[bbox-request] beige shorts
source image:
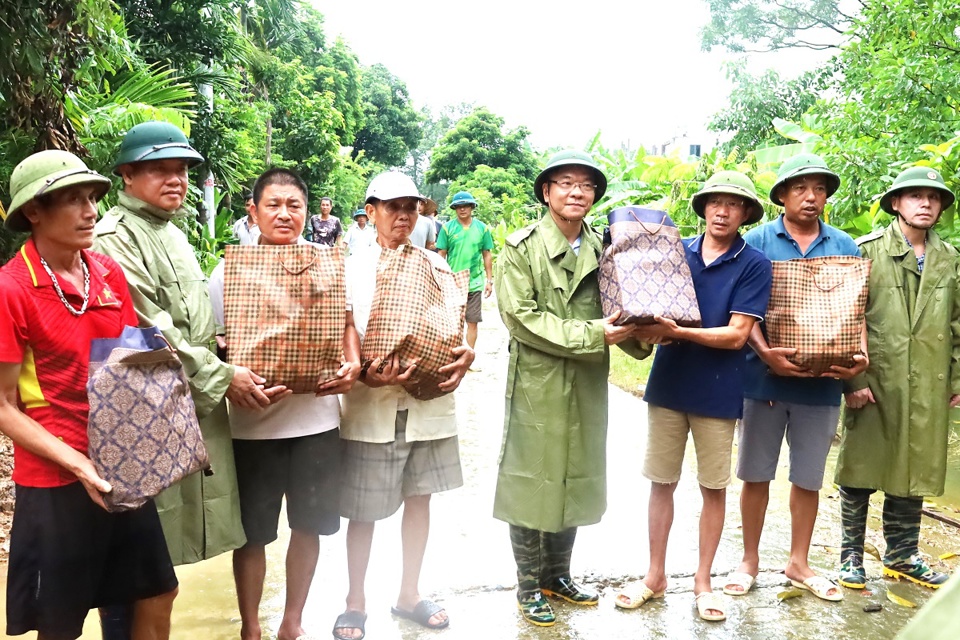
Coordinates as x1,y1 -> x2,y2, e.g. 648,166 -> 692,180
642,405 -> 736,489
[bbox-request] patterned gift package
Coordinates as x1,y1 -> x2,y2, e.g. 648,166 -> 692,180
224,244 -> 345,393
87,326 -> 209,512
767,256 -> 871,375
599,206 -> 701,327
362,244 -> 469,400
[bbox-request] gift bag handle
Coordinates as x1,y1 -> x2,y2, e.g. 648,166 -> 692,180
629,211 -> 668,234
276,247 -> 317,275
805,264 -> 846,292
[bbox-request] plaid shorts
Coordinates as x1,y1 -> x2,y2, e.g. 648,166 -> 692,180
340,411 -> 463,522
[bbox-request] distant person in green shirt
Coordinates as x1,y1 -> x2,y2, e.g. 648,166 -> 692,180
437,191 -> 494,350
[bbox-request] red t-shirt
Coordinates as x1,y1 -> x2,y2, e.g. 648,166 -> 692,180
0,239 -> 137,487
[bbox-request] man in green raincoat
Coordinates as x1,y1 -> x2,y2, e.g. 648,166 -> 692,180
494,150 -> 651,626
95,121 -> 287,566
835,166 -> 960,590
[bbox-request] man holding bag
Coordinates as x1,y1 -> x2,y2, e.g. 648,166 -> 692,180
724,154 -> 866,602
618,171 -> 772,621
494,150 -> 649,627
333,171 -> 474,640
0,150 -> 177,639
834,167 -> 960,590
208,168 -> 360,640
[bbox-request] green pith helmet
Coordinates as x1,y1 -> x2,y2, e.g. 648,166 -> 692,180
449,191 -> 478,208
4,150 -> 112,232
691,170 -> 764,225
112,120 -> 204,175
769,153 -> 840,206
879,166 -> 956,214
534,149 -> 607,205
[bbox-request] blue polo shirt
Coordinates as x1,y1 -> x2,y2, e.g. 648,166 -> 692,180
643,234 -> 772,419
742,215 -> 861,406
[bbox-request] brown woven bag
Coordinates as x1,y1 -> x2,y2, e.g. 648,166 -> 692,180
766,256 -> 871,375
362,244 -> 469,400
223,244 -> 345,393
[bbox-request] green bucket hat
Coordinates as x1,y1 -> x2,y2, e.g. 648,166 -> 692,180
534,150 -> 607,205
113,120 -> 204,175
5,150 -> 111,232
449,191 -> 477,208
769,153 -> 840,206
691,170 -> 765,225
879,166 -> 956,214
352,208 -> 367,219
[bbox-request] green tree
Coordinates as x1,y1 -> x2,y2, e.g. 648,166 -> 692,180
426,107 -> 539,185
408,102 -> 475,190
700,0 -> 853,53
709,61 -> 826,152
352,64 -> 422,167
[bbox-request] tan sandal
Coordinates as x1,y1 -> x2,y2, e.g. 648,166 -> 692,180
614,583 -> 665,610
695,591 -> 727,621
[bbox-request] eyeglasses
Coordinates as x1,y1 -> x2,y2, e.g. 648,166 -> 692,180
382,200 -> 420,214
549,180 -> 597,194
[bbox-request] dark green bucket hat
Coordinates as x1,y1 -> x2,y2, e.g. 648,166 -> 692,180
769,153 -> 840,206
879,166 -> 956,214
534,150 -> 607,205
113,121 -> 204,175
691,170 -> 765,225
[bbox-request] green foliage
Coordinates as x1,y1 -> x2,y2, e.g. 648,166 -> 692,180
408,102 -> 475,189
700,0 -> 851,53
353,64 -> 423,167
709,61 -> 827,152
426,107 -> 539,185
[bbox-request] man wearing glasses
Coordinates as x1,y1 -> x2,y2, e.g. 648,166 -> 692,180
493,150 -> 649,626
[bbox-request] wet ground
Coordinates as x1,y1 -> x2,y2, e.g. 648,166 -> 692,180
2,295 -> 958,639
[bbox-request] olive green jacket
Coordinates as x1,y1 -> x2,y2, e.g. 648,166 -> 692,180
835,222 -> 960,497
95,192 -> 245,564
493,213 -> 651,532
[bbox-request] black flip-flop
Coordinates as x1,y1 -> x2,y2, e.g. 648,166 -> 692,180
332,610 -> 367,640
390,599 -> 450,629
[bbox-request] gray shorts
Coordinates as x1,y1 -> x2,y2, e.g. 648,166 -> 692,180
340,411 -> 463,522
465,290 -> 482,324
736,399 -> 840,491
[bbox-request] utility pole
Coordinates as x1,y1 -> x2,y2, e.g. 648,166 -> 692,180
200,79 -> 215,238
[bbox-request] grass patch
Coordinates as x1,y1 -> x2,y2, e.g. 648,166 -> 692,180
609,346 -> 655,396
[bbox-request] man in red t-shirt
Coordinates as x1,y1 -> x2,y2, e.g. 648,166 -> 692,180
0,150 -> 178,639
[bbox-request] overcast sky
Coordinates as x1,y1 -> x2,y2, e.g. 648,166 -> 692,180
313,0 -> 831,152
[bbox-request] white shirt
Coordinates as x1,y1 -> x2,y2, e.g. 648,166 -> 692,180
232,217 -> 260,246
409,214 -> 437,249
344,222 -> 376,255
340,243 -> 457,443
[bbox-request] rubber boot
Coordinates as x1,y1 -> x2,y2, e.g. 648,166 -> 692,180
539,527 -> 598,605
99,604 -> 133,640
838,486 -> 871,588
881,494 -> 948,588
509,525 -> 554,626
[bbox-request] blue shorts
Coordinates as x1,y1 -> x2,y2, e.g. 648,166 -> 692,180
735,399 -> 840,491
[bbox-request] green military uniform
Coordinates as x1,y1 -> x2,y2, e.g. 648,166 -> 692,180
95,191 -> 245,565
836,223 -> 960,497
494,213 -> 650,531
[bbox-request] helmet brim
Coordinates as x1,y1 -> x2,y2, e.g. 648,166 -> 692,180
769,167 -> 840,206
5,171 -> 111,233
534,163 -> 608,205
112,145 -> 205,175
879,180 -> 956,214
691,185 -> 765,225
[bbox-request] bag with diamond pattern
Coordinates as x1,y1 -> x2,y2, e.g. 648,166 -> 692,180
86,325 -> 209,512
598,206 -> 701,327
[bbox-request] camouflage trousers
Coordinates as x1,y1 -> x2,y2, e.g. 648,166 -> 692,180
839,486 -> 923,566
508,525 -> 578,596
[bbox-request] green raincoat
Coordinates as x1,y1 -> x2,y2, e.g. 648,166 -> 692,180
835,223 -> 960,497
493,214 -> 650,532
95,192 -> 245,564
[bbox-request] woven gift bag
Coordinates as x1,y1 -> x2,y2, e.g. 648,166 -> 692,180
223,244 -> 345,393
766,256 -> 871,375
362,244 -> 469,400
599,206 -> 701,326
87,326 -> 209,512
